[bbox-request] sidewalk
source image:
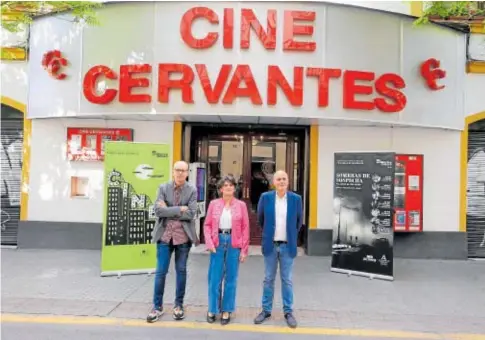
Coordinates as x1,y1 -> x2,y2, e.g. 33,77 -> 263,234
1,249 -> 485,334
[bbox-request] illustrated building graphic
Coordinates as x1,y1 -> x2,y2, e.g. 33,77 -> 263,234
105,170 -> 156,246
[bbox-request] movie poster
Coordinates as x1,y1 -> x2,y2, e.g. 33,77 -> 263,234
331,152 -> 395,280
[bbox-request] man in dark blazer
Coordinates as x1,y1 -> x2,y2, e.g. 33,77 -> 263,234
254,170 -> 302,329
147,161 -> 198,323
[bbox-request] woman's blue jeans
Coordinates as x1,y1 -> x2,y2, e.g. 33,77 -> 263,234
208,233 -> 241,314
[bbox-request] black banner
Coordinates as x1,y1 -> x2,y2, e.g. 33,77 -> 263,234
331,152 -> 395,280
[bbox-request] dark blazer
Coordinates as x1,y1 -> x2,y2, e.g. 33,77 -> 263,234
257,191 -> 303,258
151,181 -> 199,245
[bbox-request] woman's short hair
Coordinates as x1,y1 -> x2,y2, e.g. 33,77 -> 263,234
217,175 -> 237,190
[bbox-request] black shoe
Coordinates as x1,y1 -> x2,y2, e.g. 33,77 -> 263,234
146,307 -> 164,323
285,313 -> 297,329
173,306 -> 185,320
254,311 -> 271,324
221,312 -> 231,325
207,312 -> 216,324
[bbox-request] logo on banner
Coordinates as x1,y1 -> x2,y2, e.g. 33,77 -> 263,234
379,255 -> 390,267
152,150 -> 168,158
134,164 -> 154,180
363,255 -> 377,263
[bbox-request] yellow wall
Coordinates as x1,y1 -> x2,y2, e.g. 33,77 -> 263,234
172,121 -> 182,166
410,1 -> 423,17
309,125 -> 319,229
468,24 -> 485,74
1,96 -> 31,221
1,13 -> 28,61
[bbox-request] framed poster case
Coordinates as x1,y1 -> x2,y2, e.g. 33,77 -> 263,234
393,154 -> 424,232
67,127 -> 134,161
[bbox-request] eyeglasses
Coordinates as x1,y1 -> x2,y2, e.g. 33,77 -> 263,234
173,169 -> 188,173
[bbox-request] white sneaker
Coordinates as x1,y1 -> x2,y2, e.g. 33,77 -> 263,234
146,307 -> 164,323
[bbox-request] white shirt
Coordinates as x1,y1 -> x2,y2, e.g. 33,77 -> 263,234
219,208 -> 232,230
274,193 -> 288,241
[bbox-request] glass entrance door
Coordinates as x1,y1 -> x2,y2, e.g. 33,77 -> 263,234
192,129 -> 301,245
206,134 -> 245,202
244,134 -> 299,244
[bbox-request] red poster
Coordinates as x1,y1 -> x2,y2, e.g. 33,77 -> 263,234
393,154 -> 424,232
67,127 -> 134,161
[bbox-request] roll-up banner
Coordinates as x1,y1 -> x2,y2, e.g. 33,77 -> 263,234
331,152 -> 395,281
101,141 -> 171,276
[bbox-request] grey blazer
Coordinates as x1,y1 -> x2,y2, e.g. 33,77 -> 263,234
151,181 -> 199,245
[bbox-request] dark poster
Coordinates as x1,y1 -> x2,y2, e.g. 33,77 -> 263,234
331,152 -> 395,280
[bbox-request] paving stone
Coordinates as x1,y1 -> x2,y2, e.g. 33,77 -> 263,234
2,249 -> 485,334
1,297 -> 118,317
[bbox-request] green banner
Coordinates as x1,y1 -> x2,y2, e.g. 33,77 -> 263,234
101,142 -> 171,275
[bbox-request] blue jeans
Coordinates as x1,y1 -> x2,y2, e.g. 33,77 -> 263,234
152,240 -> 191,309
208,234 -> 241,314
262,243 -> 294,314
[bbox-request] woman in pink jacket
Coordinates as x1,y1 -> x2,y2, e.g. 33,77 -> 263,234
204,175 -> 250,325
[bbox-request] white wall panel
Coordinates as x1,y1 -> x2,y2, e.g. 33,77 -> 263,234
465,73 -> 485,117
80,3 -> 156,115
401,21 -> 465,128
317,125 -> 460,232
28,119 -> 173,223
1,62 -> 28,105
28,15 -> 83,117
326,1 -> 411,15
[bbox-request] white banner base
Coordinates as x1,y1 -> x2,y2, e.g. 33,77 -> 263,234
101,268 -> 155,278
330,267 -> 394,282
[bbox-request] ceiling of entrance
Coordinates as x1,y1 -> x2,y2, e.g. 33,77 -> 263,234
58,113 -> 436,129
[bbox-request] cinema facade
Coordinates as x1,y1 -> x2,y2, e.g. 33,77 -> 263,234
14,1 -> 481,259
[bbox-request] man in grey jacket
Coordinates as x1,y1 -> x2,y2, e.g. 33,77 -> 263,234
147,161 -> 198,323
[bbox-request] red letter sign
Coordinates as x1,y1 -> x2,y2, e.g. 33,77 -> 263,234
42,50 -> 68,80
119,64 -> 152,103
343,70 -> 375,110
83,65 -> 118,104
283,11 -> 316,52
195,64 -> 232,104
223,8 -> 234,49
158,64 -> 195,103
180,7 -> 219,49
420,58 -> 446,90
223,65 -> 262,105
375,73 -> 407,113
240,9 -> 277,50
267,66 -> 303,106
306,68 -> 342,107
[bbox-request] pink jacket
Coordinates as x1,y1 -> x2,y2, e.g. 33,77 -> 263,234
203,198 -> 250,256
